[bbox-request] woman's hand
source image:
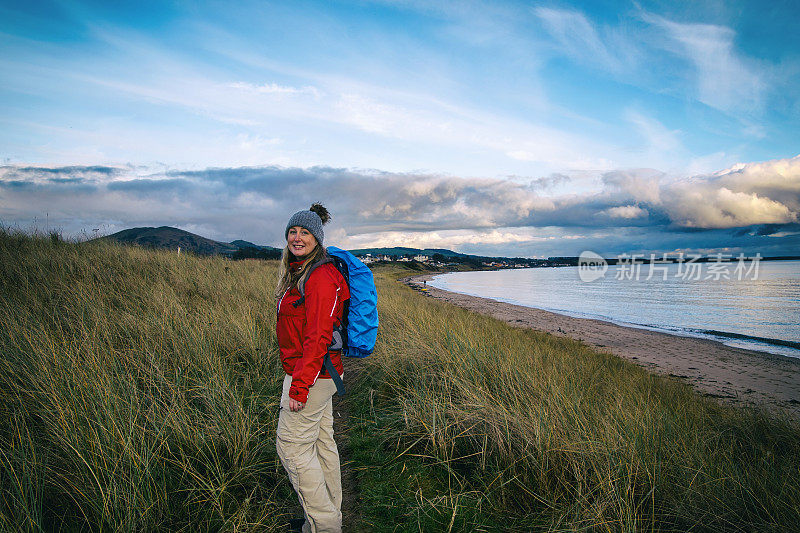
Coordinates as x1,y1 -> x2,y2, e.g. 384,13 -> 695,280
289,398 -> 305,412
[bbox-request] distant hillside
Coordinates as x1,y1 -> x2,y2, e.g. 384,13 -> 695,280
350,246 -> 467,258
105,228 -> 532,263
230,239 -> 266,249
105,226 -> 279,256
105,226 -> 236,255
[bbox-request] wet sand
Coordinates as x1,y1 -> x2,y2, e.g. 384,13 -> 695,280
404,273 -> 800,418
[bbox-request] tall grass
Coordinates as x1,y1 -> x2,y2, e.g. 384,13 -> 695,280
357,266 -> 800,531
3,232 -> 799,531
0,230 -> 289,530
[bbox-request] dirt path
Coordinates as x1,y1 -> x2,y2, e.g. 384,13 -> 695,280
332,357 -> 363,532
403,274 -> 800,418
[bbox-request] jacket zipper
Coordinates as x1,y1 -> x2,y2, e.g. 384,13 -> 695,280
277,288 -> 290,317
330,287 -> 341,317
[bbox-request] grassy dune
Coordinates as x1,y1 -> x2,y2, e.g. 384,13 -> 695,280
1,232 -> 799,531
354,268 -> 800,531
0,231 -> 289,530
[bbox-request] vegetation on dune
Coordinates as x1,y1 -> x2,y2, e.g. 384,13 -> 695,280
1,231 -> 799,531
352,266 -> 800,532
0,230 -> 290,530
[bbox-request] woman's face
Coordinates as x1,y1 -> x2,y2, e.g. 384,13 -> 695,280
287,226 -> 318,259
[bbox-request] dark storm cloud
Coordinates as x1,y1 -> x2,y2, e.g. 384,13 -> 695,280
756,223 -> 800,236
47,177 -> 86,184
107,178 -> 196,197
0,180 -> 35,190
72,166 -> 628,233
1,165 -> 120,179
531,173 -> 571,190
0,165 -> 121,195
2,157 -> 798,255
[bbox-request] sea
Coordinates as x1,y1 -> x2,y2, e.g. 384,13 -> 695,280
429,259 -> 800,359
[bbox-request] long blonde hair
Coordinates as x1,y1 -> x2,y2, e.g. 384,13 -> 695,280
275,244 -> 326,298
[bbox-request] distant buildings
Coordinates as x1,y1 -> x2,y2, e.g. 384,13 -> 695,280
353,252 -> 543,270
358,253 -> 394,264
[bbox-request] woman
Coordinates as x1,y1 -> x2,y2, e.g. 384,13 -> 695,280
275,203 -> 349,533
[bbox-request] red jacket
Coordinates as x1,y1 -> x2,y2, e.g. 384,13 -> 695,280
277,260 -> 349,403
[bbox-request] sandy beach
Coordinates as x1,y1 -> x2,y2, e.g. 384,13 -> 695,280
404,273 -> 800,418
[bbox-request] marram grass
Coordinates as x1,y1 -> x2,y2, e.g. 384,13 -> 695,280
352,265 -> 800,532
0,230 -> 290,530
1,231 -> 799,532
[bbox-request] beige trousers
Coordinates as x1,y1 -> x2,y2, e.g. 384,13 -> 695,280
277,374 -> 342,533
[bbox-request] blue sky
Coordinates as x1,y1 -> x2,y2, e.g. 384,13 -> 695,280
1,0 -> 799,257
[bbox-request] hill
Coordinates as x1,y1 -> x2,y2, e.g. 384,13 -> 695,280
105,227 -> 280,256
104,228 -> 531,263
106,226 -> 237,255
104,229 -> 470,261
350,246 -> 467,258
230,239 -> 270,250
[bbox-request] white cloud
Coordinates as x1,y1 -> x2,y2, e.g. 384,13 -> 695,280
533,7 -> 630,74
603,205 -> 648,219
625,109 -> 682,154
654,156 -> 800,228
685,151 -> 732,177
235,133 -> 283,151
602,168 -> 663,204
344,228 -> 538,250
228,82 -> 321,97
714,155 -> 800,192
767,231 -> 800,238
67,58 -> 619,174
2,157 -> 799,250
665,186 -> 795,228
644,14 -> 767,113
335,93 -> 409,135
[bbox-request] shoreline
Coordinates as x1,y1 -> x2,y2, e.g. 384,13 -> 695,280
404,273 -> 800,417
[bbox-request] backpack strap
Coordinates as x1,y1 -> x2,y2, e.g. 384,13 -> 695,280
293,256 -> 333,308
323,353 -> 346,396
295,253 -> 347,396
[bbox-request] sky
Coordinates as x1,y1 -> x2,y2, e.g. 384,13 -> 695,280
1,0 -> 799,257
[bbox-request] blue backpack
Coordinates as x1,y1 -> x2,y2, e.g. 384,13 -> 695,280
299,246 -> 378,395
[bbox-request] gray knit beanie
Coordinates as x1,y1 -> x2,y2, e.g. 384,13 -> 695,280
284,203 -> 330,245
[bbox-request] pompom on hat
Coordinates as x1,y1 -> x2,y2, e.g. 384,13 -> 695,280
285,203 -> 330,245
